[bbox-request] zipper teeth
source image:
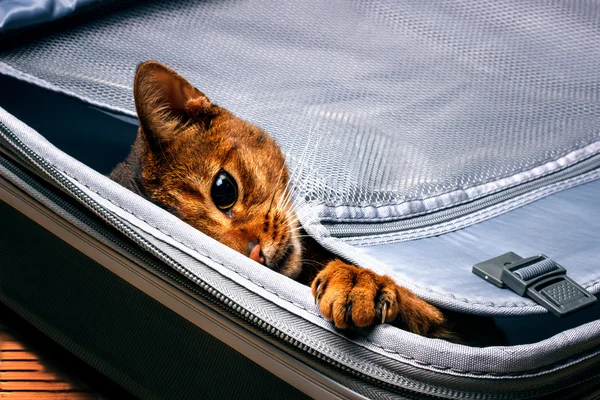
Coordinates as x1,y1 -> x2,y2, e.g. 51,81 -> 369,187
327,154 -> 600,238
0,122 -> 434,398
2,121 -> 597,399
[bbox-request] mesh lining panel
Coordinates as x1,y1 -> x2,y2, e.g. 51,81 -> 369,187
1,0 -> 599,223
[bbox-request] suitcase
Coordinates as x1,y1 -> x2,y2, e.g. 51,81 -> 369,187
1,1 -> 599,398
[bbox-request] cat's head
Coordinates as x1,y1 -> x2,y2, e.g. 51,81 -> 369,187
133,61 -> 302,278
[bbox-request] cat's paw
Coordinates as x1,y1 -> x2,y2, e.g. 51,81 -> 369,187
311,260 -> 446,335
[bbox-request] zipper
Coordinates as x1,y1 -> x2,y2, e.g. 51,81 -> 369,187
1,120 -> 599,399
0,122 -> 437,398
326,153 -> 600,238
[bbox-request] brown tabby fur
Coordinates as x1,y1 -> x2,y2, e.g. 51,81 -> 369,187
111,62 -> 504,344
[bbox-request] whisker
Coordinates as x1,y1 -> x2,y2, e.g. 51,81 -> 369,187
292,235 -> 317,240
276,129 -> 322,212
299,259 -> 326,271
284,223 -> 303,234
267,111 -> 311,214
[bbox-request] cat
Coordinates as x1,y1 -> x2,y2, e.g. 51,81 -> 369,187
111,61 -> 502,343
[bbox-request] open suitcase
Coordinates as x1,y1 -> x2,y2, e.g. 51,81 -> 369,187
1,1 -> 599,398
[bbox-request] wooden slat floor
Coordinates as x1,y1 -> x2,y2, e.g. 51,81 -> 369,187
0,304 -> 132,399
0,329 -> 99,399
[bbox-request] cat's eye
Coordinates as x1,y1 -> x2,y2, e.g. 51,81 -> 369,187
211,170 -> 238,211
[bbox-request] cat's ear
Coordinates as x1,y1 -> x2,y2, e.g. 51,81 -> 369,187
133,61 -> 216,150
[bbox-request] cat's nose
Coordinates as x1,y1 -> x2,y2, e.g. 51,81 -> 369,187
248,240 -> 265,265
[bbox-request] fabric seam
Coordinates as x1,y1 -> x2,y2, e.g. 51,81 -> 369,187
344,169 -> 600,249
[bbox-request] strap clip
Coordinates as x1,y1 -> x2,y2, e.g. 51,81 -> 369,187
473,252 -> 597,316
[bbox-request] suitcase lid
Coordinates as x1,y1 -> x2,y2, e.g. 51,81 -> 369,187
1,0 -> 600,234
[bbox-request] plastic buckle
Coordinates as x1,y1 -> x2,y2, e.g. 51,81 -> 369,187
473,253 -> 597,317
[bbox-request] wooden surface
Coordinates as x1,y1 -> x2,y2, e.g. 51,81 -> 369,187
0,328 -> 100,399
0,304 -> 132,399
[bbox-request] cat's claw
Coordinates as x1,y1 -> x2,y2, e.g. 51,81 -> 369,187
311,260 -> 446,335
381,302 -> 388,324
345,303 -> 353,326
314,281 -> 324,306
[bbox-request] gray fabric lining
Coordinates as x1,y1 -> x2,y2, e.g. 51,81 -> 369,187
1,0 -> 599,229
337,167 -> 600,245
